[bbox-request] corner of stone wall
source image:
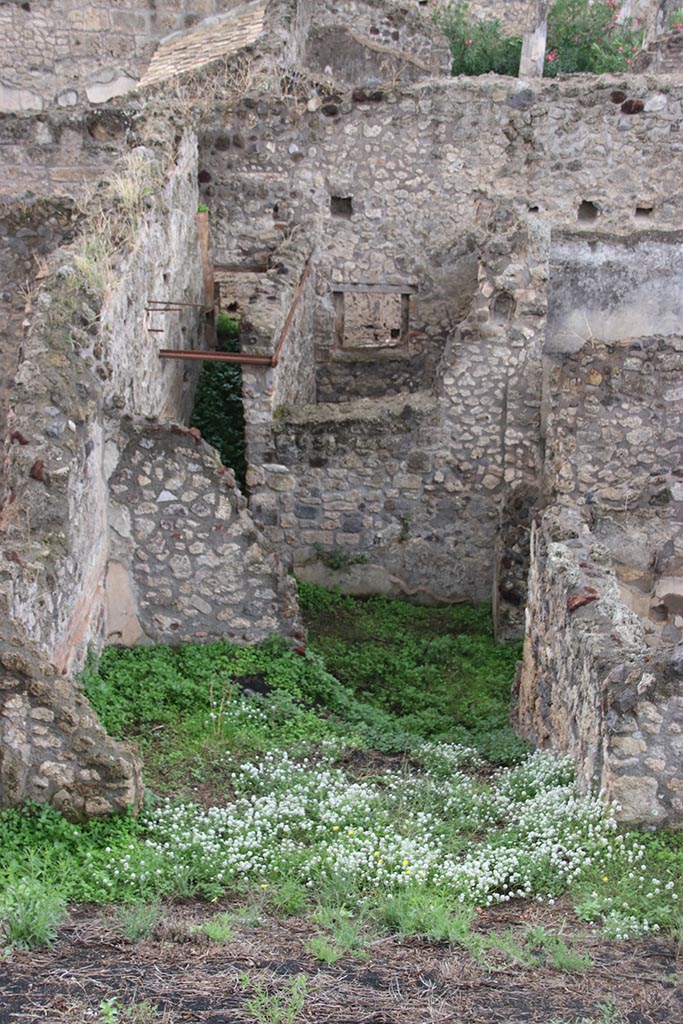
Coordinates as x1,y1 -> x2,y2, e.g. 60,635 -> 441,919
517,505 -> 683,827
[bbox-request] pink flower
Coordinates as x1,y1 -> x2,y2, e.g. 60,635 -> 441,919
465,38 -> 472,45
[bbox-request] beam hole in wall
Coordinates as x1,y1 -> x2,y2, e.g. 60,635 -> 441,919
577,200 -> 599,223
635,205 -> 654,220
331,196 -> 353,219
493,291 -> 515,322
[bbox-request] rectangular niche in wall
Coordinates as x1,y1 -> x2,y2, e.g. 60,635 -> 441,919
215,260 -> 270,316
333,282 -> 416,349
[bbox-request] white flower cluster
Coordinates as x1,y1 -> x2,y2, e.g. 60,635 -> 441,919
93,746 -> 678,932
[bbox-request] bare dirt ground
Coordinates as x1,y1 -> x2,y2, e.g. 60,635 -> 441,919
1,899 -> 680,1024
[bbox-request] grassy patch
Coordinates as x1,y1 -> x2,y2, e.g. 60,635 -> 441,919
0,585 -> 680,952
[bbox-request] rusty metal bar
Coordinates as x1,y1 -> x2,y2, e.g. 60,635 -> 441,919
147,300 -> 208,309
159,255 -> 313,370
159,349 -> 273,365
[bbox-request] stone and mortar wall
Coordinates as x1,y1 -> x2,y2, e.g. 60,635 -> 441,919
1,117 -> 305,817
0,646 -> 142,821
0,131 -> 204,816
95,134 -> 205,423
202,73 -> 683,612
544,334 -> 683,519
300,0 -> 451,84
542,330 -> 683,647
0,109 -> 137,199
1,131 -> 203,671
106,421 -> 299,646
0,197 -> 80,454
0,265 -> 144,817
0,0 -> 245,111
516,509 -> 683,827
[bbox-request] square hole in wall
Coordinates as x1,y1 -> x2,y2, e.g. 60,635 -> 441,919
331,196 -> 353,218
333,284 -> 415,349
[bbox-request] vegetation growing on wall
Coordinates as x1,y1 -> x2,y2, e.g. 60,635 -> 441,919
434,0 -> 643,76
190,312 -> 247,488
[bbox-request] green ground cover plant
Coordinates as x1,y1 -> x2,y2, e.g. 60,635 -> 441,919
0,584 -> 681,953
434,0 -> 643,77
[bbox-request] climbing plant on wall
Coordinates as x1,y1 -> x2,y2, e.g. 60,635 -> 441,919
190,313 -> 247,489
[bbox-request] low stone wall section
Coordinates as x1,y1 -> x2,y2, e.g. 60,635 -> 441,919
106,420 -> 299,645
248,393 -> 500,603
0,644 -> 142,821
0,109 -> 134,199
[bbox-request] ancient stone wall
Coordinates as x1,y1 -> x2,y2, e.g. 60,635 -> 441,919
0,197 -> 80,457
201,73 -> 682,610
0,114 -> 302,816
0,108 -> 135,199
301,0 -> 451,84
0,0 -> 245,111
0,131 -> 205,674
544,333 -> 683,519
516,508 -> 683,827
106,421 -> 299,646
0,646 -> 142,821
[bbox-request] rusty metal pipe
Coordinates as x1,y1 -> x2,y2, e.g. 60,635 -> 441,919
159,349 -> 273,365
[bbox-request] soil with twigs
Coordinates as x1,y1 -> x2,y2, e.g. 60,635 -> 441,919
1,898 -> 680,1024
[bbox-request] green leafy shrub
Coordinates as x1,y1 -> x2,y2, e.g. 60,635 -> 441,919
434,0 -> 642,77
190,313 -> 247,488
0,867 -> 67,949
434,1 -> 522,75
545,0 -> 642,76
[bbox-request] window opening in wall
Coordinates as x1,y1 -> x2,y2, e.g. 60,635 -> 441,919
190,313 -> 247,489
577,200 -> 599,223
330,196 -> 353,219
333,282 -> 415,349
